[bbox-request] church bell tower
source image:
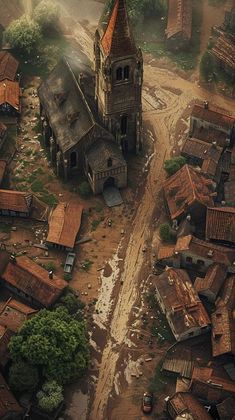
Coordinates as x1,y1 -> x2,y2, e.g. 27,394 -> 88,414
94,0 -> 143,154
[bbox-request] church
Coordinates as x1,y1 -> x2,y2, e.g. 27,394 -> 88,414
38,0 -> 143,194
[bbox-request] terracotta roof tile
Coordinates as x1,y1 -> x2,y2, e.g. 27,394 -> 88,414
168,392 -> 212,419
0,298 -> 37,332
211,306 -> 235,356
0,51 -> 19,82
166,0 -> 192,40
0,79 -> 21,111
191,104 -> 235,131
206,206 -> 235,244
0,189 -> 32,213
211,35 -> 235,72
194,263 -> 227,296
2,256 -> 68,307
47,201 -> 83,249
101,0 -> 137,57
163,164 -> 214,220
191,367 -> 235,402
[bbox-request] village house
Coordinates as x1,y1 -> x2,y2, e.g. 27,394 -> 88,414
211,276 -> 235,357
194,263 -> 227,303
0,253 -> 68,308
0,79 -> 21,122
0,372 -> 23,419
206,206 -> 235,245
165,0 -> 192,51
211,35 -> 235,80
0,298 -> 37,368
38,0 -> 143,195
0,51 -> 19,82
0,189 -> 33,217
163,164 -> 216,222
166,392 -> 212,420
189,103 -> 235,148
190,366 -> 235,403
47,201 -> 83,250
154,267 -> 211,342
181,137 -> 223,182
223,0 -> 235,31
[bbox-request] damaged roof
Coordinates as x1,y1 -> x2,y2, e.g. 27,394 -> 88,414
47,201 -> 83,249
0,80 -> 21,111
194,263 -> 227,297
190,367 -> 235,402
211,305 -> 235,357
167,392 -> 212,420
206,206 -> 235,244
1,256 -> 68,307
0,298 -> 37,333
155,268 -> 210,337
163,164 -> 215,220
166,0 -> 192,40
0,51 -> 19,82
38,58 -> 95,153
176,235 -> 235,266
0,189 -> 32,213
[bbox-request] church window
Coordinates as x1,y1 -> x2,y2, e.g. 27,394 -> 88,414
107,158 -> 113,168
124,65 -> 130,80
70,152 -> 77,168
121,115 -> 128,135
116,67 -> 123,81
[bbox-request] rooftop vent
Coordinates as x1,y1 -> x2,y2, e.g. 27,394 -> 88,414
207,250 -> 214,258
49,271 -> 53,280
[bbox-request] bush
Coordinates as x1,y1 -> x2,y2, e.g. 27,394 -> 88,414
5,16 -> 41,55
164,156 -> 186,176
159,223 -> 172,242
33,1 -> 59,31
37,381 -> 63,413
9,361 -> 39,392
78,181 -> 92,199
200,51 -> 214,81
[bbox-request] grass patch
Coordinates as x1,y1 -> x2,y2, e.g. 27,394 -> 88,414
44,261 -> 56,272
81,260 -> 93,272
91,219 -> 101,231
39,192 -> 58,206
31,179 -> 45,193
63,273 -> 72,281
0,223 -> 11,233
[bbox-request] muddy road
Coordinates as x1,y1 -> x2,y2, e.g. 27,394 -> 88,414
56,2 -> 235,419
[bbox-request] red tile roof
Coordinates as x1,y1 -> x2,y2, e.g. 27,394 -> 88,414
0,189 -> 32,213
194,263 -> 227,297
0,80 -> 21,111
191,104 -> 235,131
166,0 -> 192,40
167,392 -> 212,419
47,201 -> 83,249
0,51 -> 19,82
206,207 -> 235,244
101,0 -> 137,57
0,298 -> 37,332
2,256 -> 68,307
176,235 -> 235,266
211,35 -> 235,72
211,306 -> 235,357
0,372 -> 22,418
191,367 -> 235,402
163,164 -> 215,220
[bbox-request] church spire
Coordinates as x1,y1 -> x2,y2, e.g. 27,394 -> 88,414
101,0 -> 137,57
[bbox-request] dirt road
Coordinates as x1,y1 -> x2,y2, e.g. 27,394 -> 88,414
56,2 -> 235,419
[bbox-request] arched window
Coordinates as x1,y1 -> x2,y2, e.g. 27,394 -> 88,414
124,65 -> 130,80
70,151 -> 77,168
116,67 -> 123,81
107,158 -> 113,168
121,115 -> 128,135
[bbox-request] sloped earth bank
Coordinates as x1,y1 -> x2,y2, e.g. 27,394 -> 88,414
56,1 -> 235,419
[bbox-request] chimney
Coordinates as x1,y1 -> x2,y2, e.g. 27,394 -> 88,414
204,101 -> 209,110
49,271 -> 53,280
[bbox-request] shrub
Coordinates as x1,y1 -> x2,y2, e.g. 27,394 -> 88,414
159,223 -> 172,242
37,381 -> 63,412
5,16 -> 41,55
33,1 -> 59,31
164,156 -> 186,176
9,361 -> 39,392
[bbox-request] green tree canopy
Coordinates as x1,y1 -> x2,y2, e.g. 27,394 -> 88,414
5,15 -> 41,55
9,360 -> 39,392
33,0 -> 59,31
159,223 -> 172,242
164,156 -> 186,177
9,307 -> 89,385
37,381 -> 63,413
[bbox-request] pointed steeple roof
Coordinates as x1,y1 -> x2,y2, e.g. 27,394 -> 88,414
101,0 -> 137,58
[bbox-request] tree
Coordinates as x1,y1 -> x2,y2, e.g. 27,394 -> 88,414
57,290 -> 85,315
9,360 -> 39,392
37,381 -> 63,413
33,0 -> 59,31
5,16 -> 41,55
159,223 -> 172,242
200,51 -> 214,81
9,307 -> 89,384
164,156 -> 186,176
